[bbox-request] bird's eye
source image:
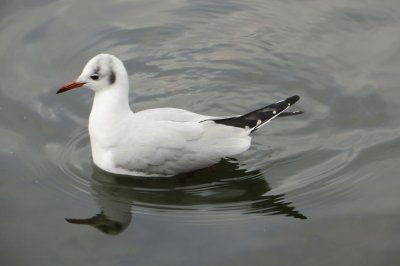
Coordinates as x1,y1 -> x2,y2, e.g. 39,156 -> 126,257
90,74 -> 99,80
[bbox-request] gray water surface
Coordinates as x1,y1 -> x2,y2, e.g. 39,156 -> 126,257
1,0 -> 400,265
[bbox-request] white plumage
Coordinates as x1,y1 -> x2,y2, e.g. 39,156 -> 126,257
58,54 -> 301,177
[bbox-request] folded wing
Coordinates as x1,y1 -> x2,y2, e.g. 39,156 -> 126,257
112,119 -> 250,176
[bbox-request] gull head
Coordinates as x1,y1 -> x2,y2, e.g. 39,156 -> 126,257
57,53 -> 128,94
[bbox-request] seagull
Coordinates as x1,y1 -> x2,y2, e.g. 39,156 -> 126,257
58,54 -> 302,177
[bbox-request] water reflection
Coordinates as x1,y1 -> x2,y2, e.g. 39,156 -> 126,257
66,159 -> 306,235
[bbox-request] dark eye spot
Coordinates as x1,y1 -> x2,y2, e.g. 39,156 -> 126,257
109,70 -> 116,85
90,74 -> 99,80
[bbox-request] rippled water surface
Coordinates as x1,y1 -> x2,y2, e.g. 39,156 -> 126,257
2,0 -> 400,265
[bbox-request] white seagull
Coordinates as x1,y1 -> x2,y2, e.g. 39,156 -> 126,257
58,54 -> 301,177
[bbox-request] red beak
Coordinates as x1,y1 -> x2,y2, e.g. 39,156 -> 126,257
57,81 -> 86,94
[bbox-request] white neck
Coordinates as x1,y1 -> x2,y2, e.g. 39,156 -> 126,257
93,86 -> 130,112
90,85 -> 131,121
88,78 -> 133,152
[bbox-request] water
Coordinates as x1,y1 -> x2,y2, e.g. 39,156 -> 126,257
1,0 -> 400,265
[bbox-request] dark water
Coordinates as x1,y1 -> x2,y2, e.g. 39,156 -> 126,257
1,0 -> 400,265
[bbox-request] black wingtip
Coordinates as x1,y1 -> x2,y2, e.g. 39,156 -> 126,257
286,95 -> 300,106
278,110 -> 304,117
207,94 -> 301,132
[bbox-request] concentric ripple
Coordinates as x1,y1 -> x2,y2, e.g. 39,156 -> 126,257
23,0 -> 397,228
57,126 -> 312,224
56,123 -> 399,227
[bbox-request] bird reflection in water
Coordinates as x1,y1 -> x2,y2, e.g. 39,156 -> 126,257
66,159 -> 306,235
